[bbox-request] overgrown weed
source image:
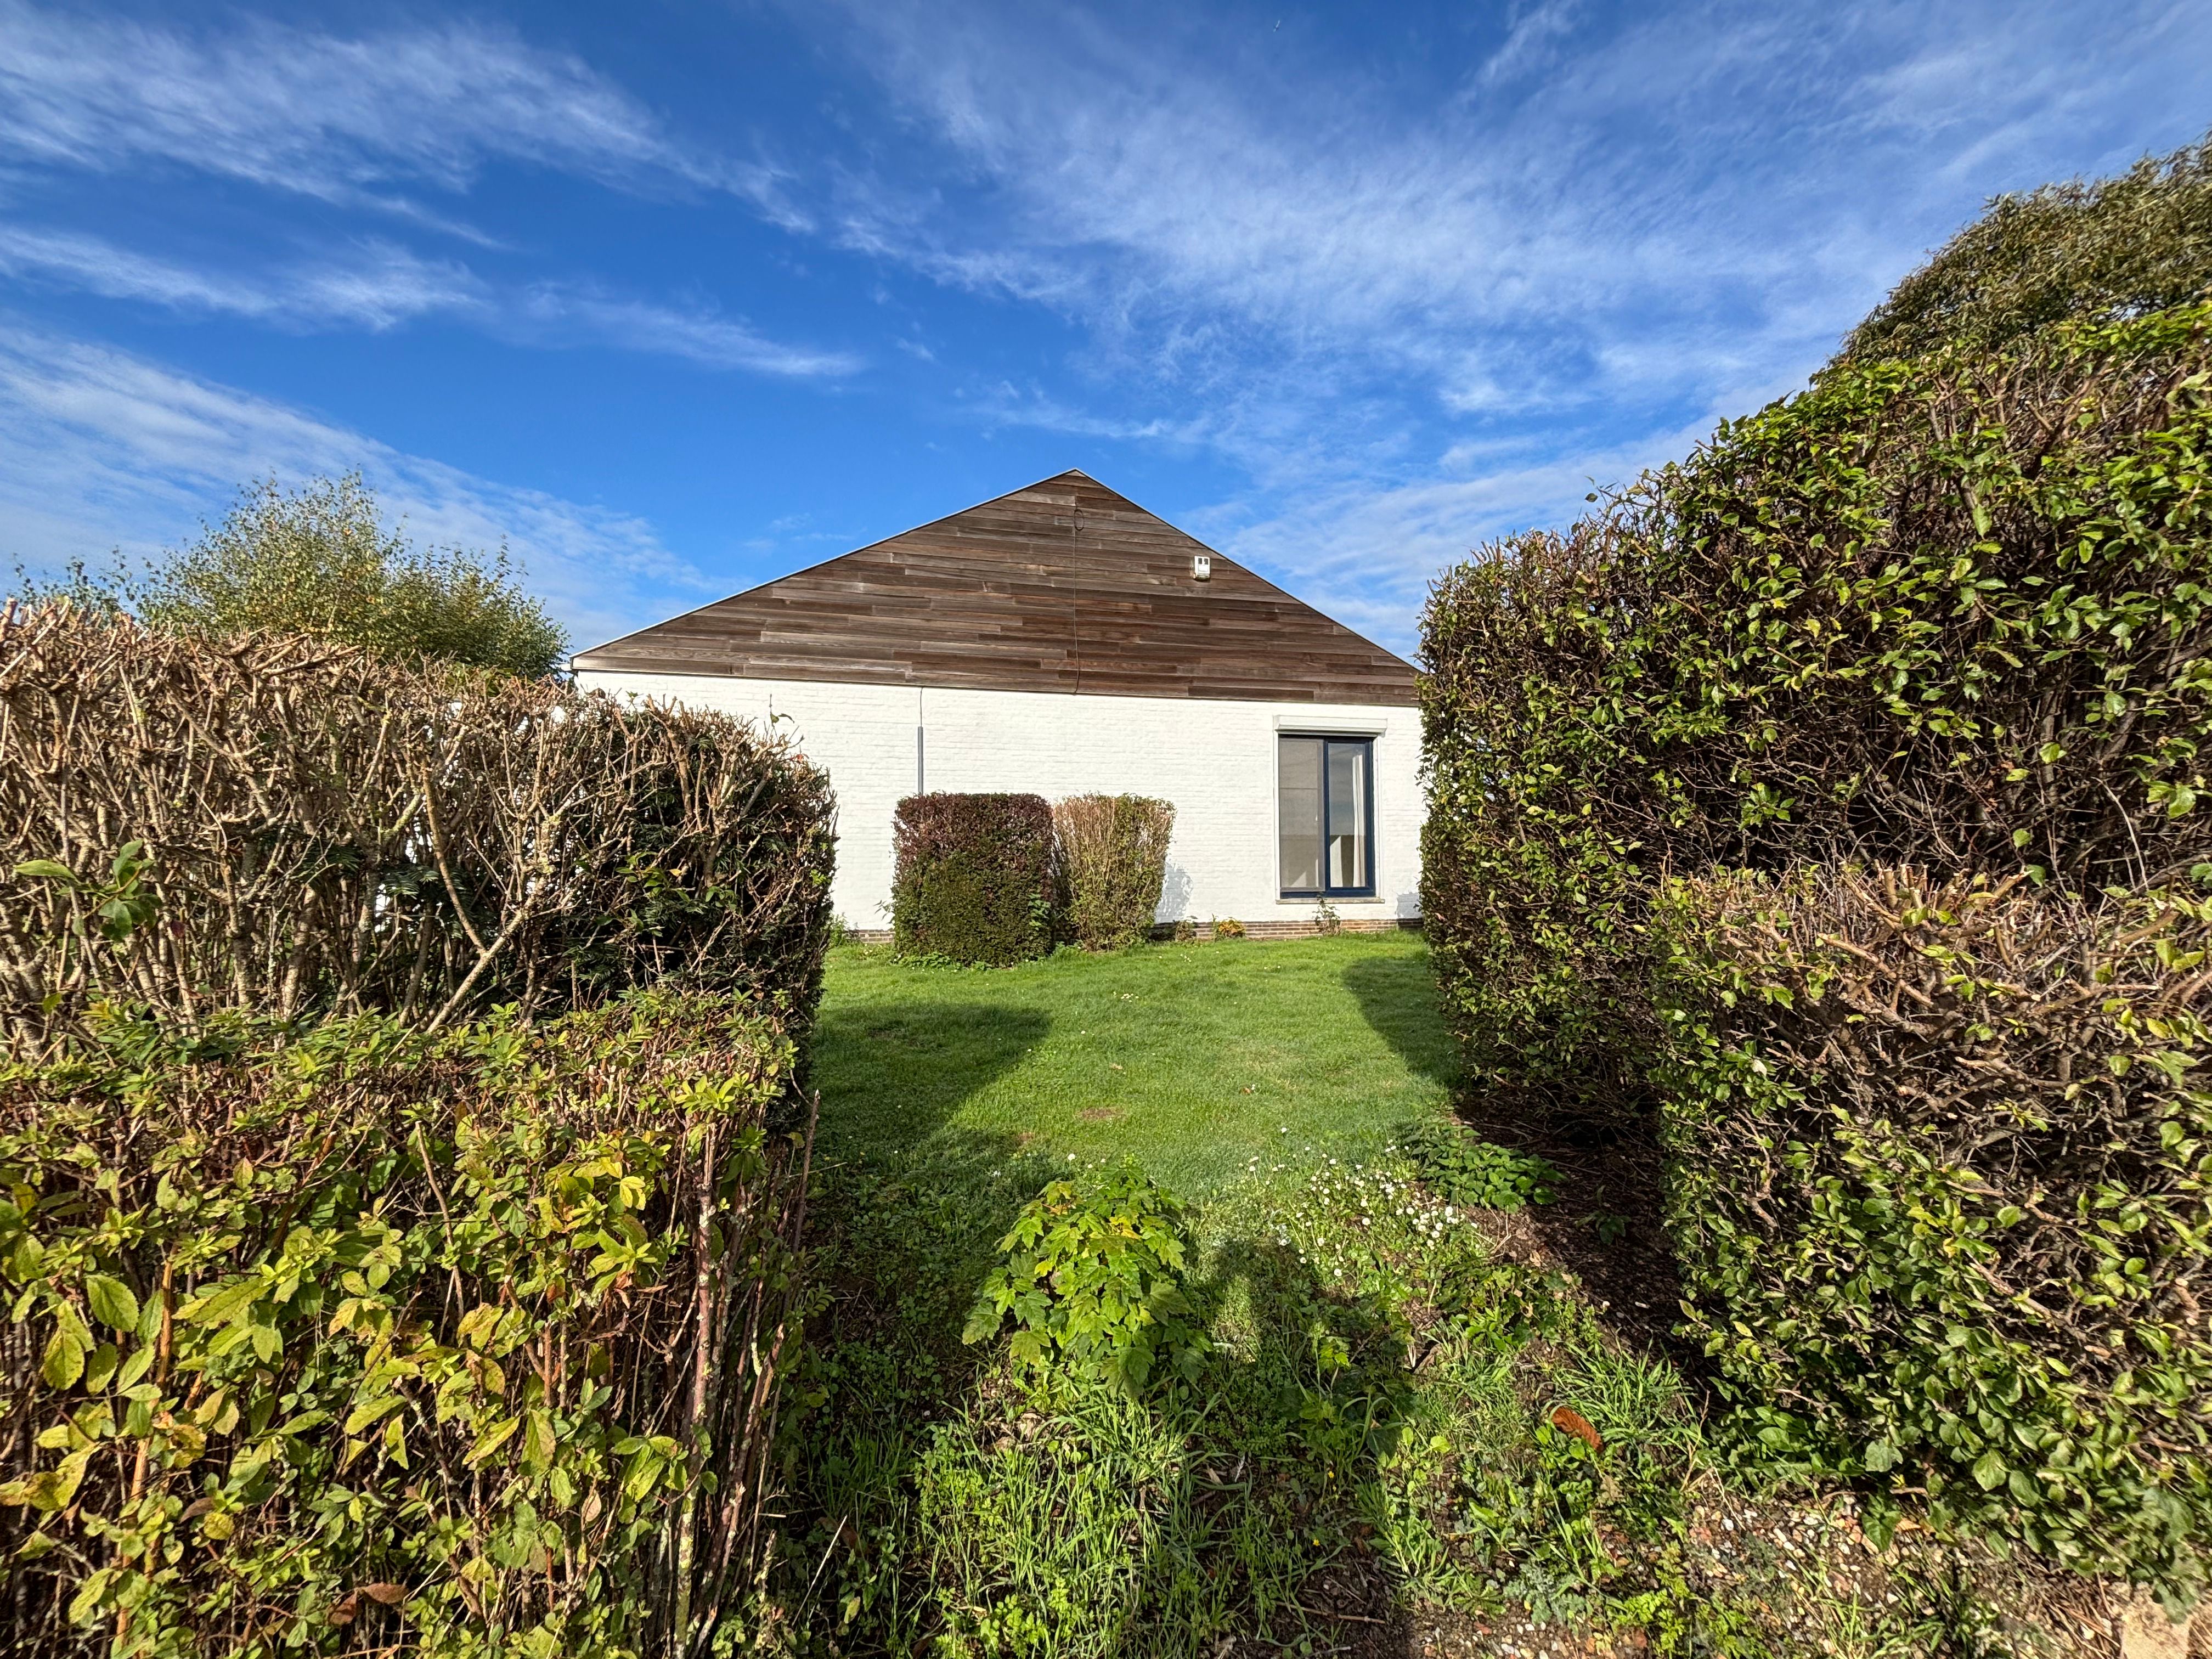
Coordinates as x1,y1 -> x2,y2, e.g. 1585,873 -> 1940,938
776,1138 -> 2108,1656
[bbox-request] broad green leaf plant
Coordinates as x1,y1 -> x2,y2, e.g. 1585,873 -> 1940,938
0,990 -> 810,1656
963,1165 -> 1208,1398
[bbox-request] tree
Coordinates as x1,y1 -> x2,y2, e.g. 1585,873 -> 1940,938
18,475 -> 567,679
1834,131 -> 2212,366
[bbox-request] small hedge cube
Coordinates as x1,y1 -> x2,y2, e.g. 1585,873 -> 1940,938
1054,793 -> 1176,951
892,792 -> 1055,966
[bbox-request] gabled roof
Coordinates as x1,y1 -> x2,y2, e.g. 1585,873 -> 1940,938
572,470 -> 1418,706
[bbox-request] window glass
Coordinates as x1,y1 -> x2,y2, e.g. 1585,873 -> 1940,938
1277,736 -> 1323,893
1328,742 -> 1368,889
1279,734 -> 1373,897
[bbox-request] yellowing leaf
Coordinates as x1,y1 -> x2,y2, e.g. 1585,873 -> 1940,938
41,1329 -> 84,1391
522,1410 -> 556,1475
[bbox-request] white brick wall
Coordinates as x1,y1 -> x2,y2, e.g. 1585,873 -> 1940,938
573,672 -> 1424,933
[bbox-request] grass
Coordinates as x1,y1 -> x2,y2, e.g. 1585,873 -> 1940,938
777,937 -> 2106,1657
812,931 -> 1457,1192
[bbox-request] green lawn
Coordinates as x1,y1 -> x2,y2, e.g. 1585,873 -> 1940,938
788,931 -> 2065,1655
812,930 -> 1459,1190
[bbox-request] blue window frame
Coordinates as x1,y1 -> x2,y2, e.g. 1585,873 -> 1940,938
1278,734 -> 1375,899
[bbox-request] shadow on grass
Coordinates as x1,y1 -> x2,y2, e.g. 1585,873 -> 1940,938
1448,1082 -> 1696,1372
811,1000 -> 1051,1158
1341,952 -> 1462,1097
860,1228 -> 1427,1655
1340,952 -> 1690,1370
1124,1235 -> 1421,1651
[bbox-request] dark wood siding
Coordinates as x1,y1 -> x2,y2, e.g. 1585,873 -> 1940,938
572,471 -> 1418,706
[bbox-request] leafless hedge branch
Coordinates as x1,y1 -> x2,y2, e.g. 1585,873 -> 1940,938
0,603 -> 837,1052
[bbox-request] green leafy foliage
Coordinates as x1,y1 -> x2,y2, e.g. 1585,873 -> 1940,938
964,1165 -> 1208,1397
1837,131 -> 2212,367
1653,867 -> 2212,1601
1396,1120 -> 1559,1209
788,1131 -> 2039,1655
1053,794 -> 1176,951
1418,165 -> 2212,1600
0,990 -> 811,1656
1423,301 -> 2212,1114
19,473 -> 568,678
891,792 -> 1057,967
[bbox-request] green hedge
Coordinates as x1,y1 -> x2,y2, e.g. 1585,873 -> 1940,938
0,991 -> 811,1656
1654,868 -> 2212,1593
1418,297 -> 2212,1594
891,793 -> 1056,966
1421,303 -> 2212,1115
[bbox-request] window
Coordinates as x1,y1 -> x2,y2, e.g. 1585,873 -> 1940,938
1277,734 -> 1374,898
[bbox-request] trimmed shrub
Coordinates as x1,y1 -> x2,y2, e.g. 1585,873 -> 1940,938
1419,279 -> 2212,1587
1654,868 -> 2212,1593
891,793 -> 1054,966
1836,132 -> 2212,368
1053,794 -> 1176,950
0,605 -> 836,1052
0,989 -> 811,1655
1422,302 -> 2212,1114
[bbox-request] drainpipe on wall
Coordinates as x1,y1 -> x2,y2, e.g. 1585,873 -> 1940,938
915,685 -> 926,795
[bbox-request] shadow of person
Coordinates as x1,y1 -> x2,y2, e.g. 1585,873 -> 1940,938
788,999 -> 1063,1638
1342,950 -> 1461,1094
1097,1233 -> 1420,1652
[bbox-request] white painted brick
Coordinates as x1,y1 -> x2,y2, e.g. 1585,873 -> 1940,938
574,672 -> 1424,934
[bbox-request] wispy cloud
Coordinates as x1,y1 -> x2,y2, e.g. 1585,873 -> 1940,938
513,288 -> 865,377
815,0 -> 2208,416
0,227 -> 484,328
1205,416 -> 1722,653
792,0 -> 2212,642
0,0 -> 797,221
0,321 -> 706,647
0,224 -> 861,376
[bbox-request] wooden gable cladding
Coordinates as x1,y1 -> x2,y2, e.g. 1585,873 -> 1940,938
572,471 -> 1419,706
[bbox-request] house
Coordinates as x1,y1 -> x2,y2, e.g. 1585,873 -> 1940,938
571,470 -> 1421,938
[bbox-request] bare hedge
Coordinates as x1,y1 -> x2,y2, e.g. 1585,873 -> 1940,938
1053,794 -> 1175,951
0,604 -> 836,1051
1655,866 -> 2212,1588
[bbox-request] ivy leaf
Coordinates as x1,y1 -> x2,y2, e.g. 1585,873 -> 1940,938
1971,1449 -> 2008,1491
1863,1440 -> 1898,1472
84,1275 -> 138,1334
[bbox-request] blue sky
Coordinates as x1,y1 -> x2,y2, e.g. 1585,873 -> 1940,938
0,1 -> 2204,657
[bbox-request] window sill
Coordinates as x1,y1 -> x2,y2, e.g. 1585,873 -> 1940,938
1275,895 -> 1385,906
